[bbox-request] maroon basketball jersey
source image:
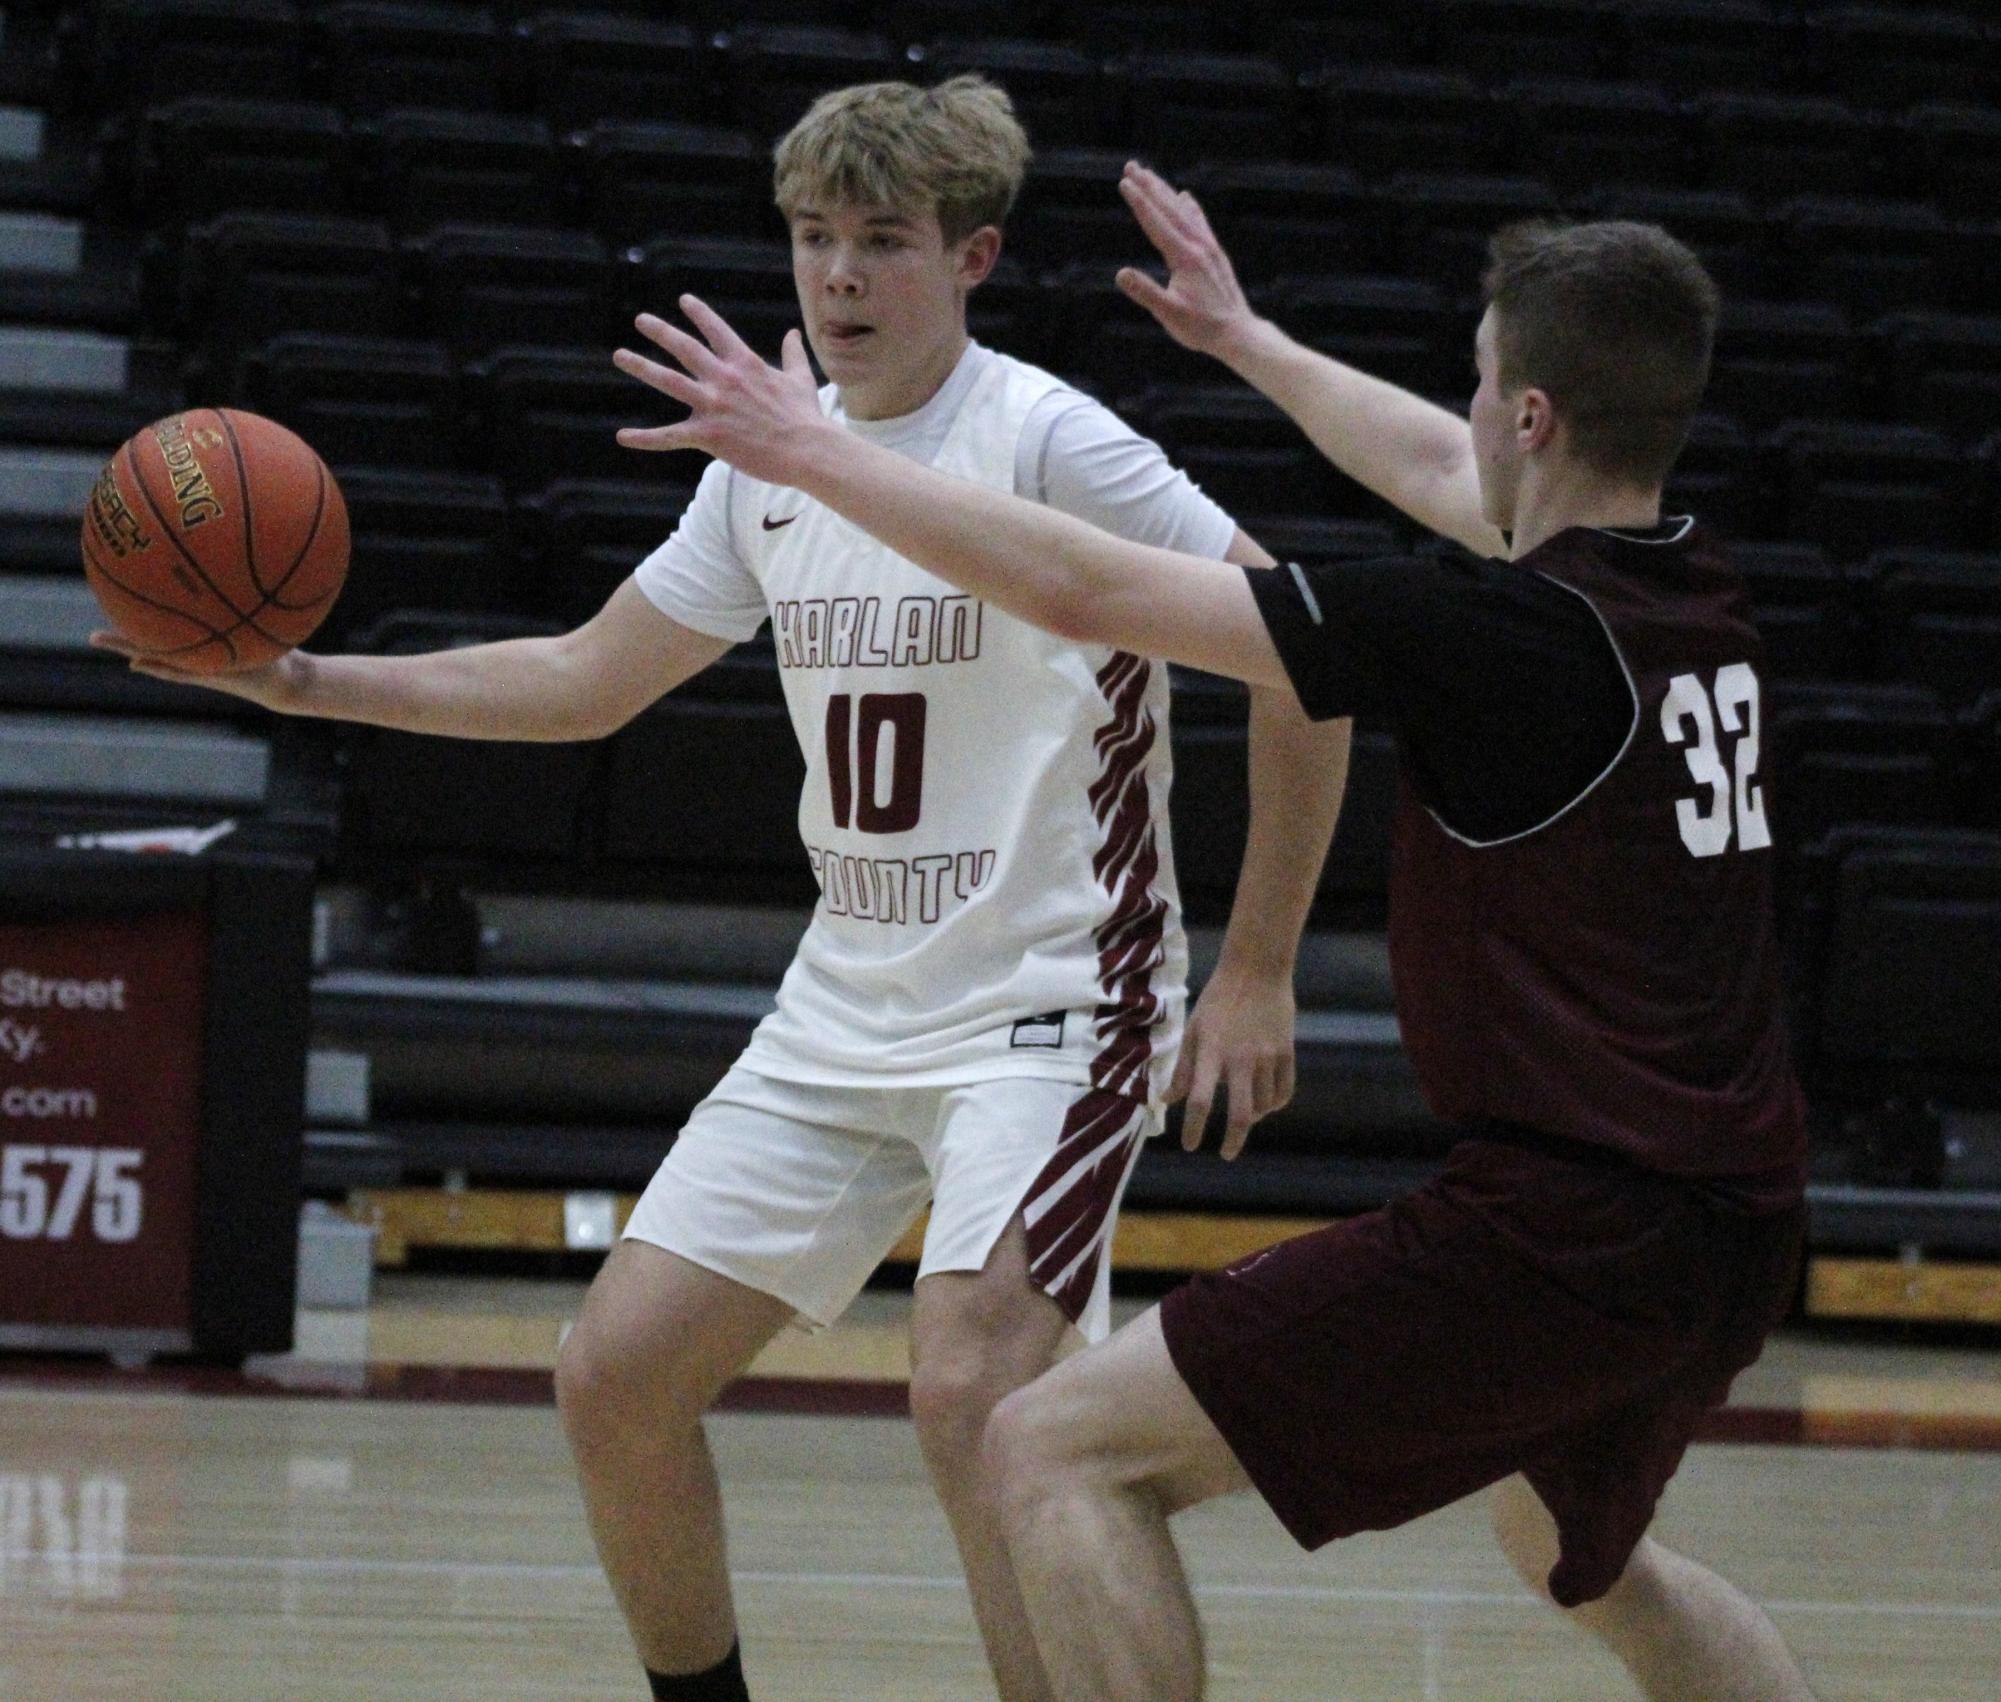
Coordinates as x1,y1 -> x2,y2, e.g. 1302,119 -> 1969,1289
1388,521 -> 1807,1204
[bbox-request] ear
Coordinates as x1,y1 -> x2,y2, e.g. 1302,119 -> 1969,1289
1517,387 -> 1559,454
957,225 -> 1002,290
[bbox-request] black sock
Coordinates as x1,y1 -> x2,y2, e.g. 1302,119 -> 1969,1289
646,1643 -> 749,1701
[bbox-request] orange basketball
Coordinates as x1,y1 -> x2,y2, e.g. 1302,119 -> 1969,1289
80,408 -> 349,675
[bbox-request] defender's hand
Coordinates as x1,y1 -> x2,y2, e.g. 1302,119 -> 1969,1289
88,630 -> 308,711
615,298 -> 833,486
1170,962 -> 1298,1160
1115,161 -> 1260,361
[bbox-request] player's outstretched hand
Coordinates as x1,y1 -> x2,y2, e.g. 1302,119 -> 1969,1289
1170,960 -> 1298,1160
615,298 -> 830,485
1115,161 -> 1258,361
87,630 -> 306,710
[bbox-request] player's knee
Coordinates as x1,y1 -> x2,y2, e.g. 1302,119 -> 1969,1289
909,1352 -> 1010,1461
554,1320 -> 703,1448
981,1380 -> 1079,1519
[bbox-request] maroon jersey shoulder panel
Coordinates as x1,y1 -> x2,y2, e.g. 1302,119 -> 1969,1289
1389,523 -> 1807,1196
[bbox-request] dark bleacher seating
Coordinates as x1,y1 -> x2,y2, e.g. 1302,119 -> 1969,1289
236,333 -> 461,472
883,1 -> 1048,46
1732,541 -> 1859,681
177,212 -> 402,362
1581,187 -> 1775,301
1772,421 -> 1972,558
1135,385 -> 1331,522
88,0 -> 306,111
1817,828 -> 2001,1089
1902,101 -> 2001,224
1070,3 -> 1213,55
1865,550 -> 2001,708
1967,692 -> 2001,831
1186,163 -> 1382,286
138,98 -> 348,225
329,467 -> 519,638
1238,516 -> 1404,565
477,345 -> 656,490
319,2 -> 508,116
638,237 -> 798,361
1801,4 -> 1994,115
1433,0 -> 1610,83
1261,6 -> 1416,75
373,110 -> 562,235
1692,92 -> 1878,202
1126,52 -> 1296,167
1007,148 -> 1144,271
1664,414 -> 1760,541
1606,0 -> 1801,98
1038,262 -> 1220,395
517,476 -> 696,627
1778,196 -> 1952,321
924,40 -> 1106,150
416,224 -> 616,355
1383,172 -> 1562,286
1707,301 -> 1858,434
1502,78 -> 1689,193
341,613 -> 600,863
521,12 -> 709,135
1767,681 -> 1958,849
1280,274 -> 1458,398
1880,312 -> 2001,444
725,26 -> 898,142
577,123 -> 771,249
1313,67 -> 1497,181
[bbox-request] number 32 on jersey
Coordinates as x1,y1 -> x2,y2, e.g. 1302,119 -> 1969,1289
1661,663 -> 1771,858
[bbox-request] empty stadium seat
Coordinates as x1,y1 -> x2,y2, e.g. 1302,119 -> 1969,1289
1967,691 -> 2001,831
1069,3 -> 1214,55
138,98 -> 348,225
1802,4 -> 1994,114
1501,77 -> 1690,192
1731,540 -> 1859,681
320,2 -> 509,115
1580,186 -> 1776,300
177,212 -> 403,359
236,333 -> 460,472
1432,0 -> 1610,82
724,26 -> 898,142
1778,195 -> 1951,319
1007,148 -> 1144,270
1900,101 -> 2001,223
1605,0 -> 1801,98
374,110 -> 562,235
882,1 -> 1050,45
924,39 -> 1107,149
1771,420 -> 1972,557
1707,300 -> 1859,432
416,224 -> 616,354
1126,52 -> 1296,165
516,476 -> 696,626
1185,162 -> 1382,285
1865,549 -> 2001,707
1382,172 -> 1562,286
1766,681 -> 1958,848
1038,262 -> 1240,398
1254,4 -> 1417,75
637,237 -> 798,360
522,12 -> 709,134
577,122 -> 771,249
1278,274 -> 1458,397
1663,412 -> 1760,540
88,0 -> 306,110
1880,312 -> 2001,443
1135,385 -> 1331,520
477,345 -> 656,490
1313,66 -> 1497,181
1692,92 -> 1878,202
330,467 -> 519,638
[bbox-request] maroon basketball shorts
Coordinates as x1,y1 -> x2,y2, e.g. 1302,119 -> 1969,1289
1159,1136 -> 1805,1607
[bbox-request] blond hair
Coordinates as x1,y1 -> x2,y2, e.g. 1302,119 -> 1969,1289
772,74 -> 1031,243
1481,219 -> 1721,488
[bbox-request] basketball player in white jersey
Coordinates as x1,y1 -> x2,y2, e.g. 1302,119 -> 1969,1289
95,80 -> 1349,1701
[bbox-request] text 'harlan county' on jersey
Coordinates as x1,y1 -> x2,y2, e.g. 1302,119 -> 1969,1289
773,595 -> 984,670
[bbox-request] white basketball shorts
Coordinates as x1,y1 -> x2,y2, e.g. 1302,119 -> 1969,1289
622,1062 -> 1156,1342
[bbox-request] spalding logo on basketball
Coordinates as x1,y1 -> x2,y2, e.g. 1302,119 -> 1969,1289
81,408 -> 350,675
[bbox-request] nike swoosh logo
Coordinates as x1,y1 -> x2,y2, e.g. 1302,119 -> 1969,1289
762,514 -> 799,531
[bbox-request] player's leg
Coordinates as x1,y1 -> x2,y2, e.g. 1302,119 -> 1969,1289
556,1241 -> 793,1680
1490,1474 -> 1819,1701
982,1306 -> 1252,1702
907,1216 -> 1074,1702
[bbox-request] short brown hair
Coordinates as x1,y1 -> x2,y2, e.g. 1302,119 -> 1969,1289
1481,219 -> 1721,488
772,74 -> 1031,244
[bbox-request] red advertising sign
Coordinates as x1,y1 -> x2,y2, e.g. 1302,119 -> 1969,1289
0,911 -> 208,1343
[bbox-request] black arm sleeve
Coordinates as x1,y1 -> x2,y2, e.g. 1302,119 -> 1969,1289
1247,554 -> 1634,843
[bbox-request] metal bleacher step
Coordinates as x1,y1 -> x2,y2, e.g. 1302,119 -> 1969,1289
0,572 -> 95,651
0,104 -> 42,163
0,709 -> 270,804
0,442 -> 96,515
0,207 -> 74,273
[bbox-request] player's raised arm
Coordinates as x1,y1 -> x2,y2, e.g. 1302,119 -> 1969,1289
1115,162 -> 1508,562
91,577 -> 731,742
616,301 -> 1292,692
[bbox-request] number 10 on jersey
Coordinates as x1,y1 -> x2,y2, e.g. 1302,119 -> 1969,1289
826,693 -> 929,834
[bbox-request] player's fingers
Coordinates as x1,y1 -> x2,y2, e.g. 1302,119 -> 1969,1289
613,347 -> 703,406
678,293 -> 758,363
1166,1039 -> 1194,1104
1274,1049 -> 1297,1112
1221,1059 -> 1256,1160
632,311 -> 722,377
1117,168 -> 1205,264
1180,1062 -> 1219,1152
780,327 -> 813,380
616,422 -> 702,453
88,630 -> 139,657
1115,266 -> 1176,318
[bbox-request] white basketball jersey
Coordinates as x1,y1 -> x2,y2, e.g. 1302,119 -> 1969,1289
734,350 -> 1187,1102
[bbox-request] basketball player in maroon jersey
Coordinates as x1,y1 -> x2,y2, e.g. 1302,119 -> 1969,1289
615,161 -> 1821,1700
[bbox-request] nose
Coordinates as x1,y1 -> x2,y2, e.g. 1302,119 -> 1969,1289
824,245 -> 865,297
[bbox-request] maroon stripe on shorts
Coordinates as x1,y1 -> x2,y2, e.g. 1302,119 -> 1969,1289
1022,652 -> 1165,1323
